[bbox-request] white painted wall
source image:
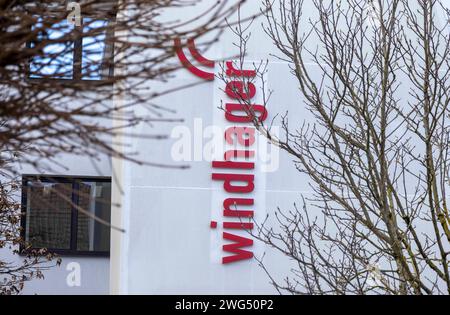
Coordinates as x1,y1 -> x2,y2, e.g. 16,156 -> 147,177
0,250 -> 110,295
112,0 -> 317,295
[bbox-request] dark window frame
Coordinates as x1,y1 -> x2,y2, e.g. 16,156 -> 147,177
20,175 -> 112,257
26,14 -> 116,83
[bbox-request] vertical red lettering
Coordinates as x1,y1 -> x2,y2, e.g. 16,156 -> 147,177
212,173 -> 255,193
224,198 -> 254,218
226,81 -> 256,100
225,103 -> 268,123
225,127 -> 256,147
222,232 -> 254,264
225,61 -> 257,78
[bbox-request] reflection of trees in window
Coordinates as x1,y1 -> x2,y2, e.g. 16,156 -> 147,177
77,181 -> 111,252
26,182 -> 72,249
22,177 -> 111,255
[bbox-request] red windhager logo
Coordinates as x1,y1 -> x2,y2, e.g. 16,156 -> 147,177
174,38 -> 269,264
174,38 -> 215,81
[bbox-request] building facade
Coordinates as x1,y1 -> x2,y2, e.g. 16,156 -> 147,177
4,1 -> 450,295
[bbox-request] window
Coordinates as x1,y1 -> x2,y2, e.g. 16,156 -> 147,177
21,176 -> 111,256
28,17 -> 113,81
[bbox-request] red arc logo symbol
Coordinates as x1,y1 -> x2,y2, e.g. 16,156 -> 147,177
174,38 -> 215,81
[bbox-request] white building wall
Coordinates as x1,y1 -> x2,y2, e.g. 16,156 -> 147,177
112,0 -> 318,294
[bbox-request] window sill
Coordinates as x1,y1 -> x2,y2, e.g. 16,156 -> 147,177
25,77 -> 114,86
19,247 -> 110,258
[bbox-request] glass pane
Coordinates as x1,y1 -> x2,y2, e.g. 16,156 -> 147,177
29,18 -> 74,79
26,181 -> 72,249
76,181 -> 111,252
82,19 -> 108,80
